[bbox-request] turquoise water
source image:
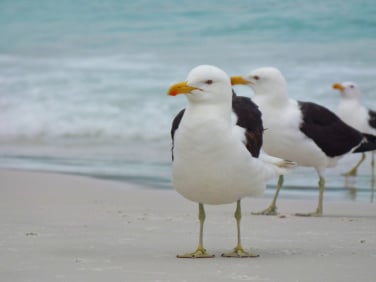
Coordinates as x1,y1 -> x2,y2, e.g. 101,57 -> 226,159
1,0 -> 376,201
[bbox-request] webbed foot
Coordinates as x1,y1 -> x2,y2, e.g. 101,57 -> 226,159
295,209 -> 322,217
252,205 -> 278,216
177,247 -> 214,258
342,168 -> 357,177
221,246 -> 259,258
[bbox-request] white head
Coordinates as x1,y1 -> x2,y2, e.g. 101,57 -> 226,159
231,67 -> 288,100
168,65 -> 232,106
332,82 -> 361,100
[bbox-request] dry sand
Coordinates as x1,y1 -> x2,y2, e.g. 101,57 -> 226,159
1,169 -> 375,282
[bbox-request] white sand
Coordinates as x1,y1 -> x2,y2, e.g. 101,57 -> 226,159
1,169 -> 376,282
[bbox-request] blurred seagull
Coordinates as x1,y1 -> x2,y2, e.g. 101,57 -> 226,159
333,82 -> 376,177
168,65 -> 295,258
231,67 -> 376,216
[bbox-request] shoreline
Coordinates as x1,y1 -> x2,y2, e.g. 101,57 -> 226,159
2,164 -> 375,203
1,169 -> 376,281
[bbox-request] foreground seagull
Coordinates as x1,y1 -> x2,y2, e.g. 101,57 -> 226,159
168,65 -> 295,258
333,82 -> 376,177
231,67 -> 376,216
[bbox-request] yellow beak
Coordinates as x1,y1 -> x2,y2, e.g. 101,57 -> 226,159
230,76 -> 250,85
332,83 -> 345,91
168,81 -> 198,96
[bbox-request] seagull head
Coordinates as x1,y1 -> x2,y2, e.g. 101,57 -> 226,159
332,82 -> 361,100
231,67 -> 288,98
168,65 -> 232,105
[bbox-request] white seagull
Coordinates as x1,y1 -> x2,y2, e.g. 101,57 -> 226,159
231,67 -> 376,216
168,65 -> 295,258
333,82 -> 376,177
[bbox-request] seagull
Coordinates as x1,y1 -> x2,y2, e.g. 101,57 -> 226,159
168,65 -> 295,258
231,67 -> 376,216
333,82 -> 376,177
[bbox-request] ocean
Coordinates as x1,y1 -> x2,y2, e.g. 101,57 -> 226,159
1,0 -> 376,202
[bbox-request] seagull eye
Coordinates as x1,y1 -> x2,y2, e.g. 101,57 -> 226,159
205,80 -> 213,85
350,85 -> 354,89
253,75 -> 260,80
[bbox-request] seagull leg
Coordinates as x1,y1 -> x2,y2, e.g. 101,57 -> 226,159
296,176 -> 325,217
177,203 -> 214,258
371,151 -> 375,186
222,200 -> 259,258
342,153 -> 366,176
252,175 -> 283,215
370,151 -> 375,203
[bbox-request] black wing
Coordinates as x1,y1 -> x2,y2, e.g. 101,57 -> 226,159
170,108 -> 185,161
368,109 -> 376,129
232,92 -> 263,158
298,101 -> 366,157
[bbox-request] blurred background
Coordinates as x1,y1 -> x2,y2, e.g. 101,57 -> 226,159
1,0 -> 375,201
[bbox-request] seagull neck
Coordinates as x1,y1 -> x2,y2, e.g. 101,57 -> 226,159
254,91 -> 289,107
339,98 -> 362,112
185,102 -> 232,121
342,97 -> 361,105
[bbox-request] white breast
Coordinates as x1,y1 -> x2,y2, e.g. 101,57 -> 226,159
172,108 -> 280,205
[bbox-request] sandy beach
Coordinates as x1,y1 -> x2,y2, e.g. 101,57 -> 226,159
1,169 -> 375,282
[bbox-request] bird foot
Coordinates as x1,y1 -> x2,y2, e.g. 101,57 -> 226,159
177,248 -> 215,258
342,167 -> 358,177
295,210 -> 322,217
221,247 -> 259,258
252,205 -> 278,216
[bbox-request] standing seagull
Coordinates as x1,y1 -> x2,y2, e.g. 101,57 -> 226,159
168,65 -> 295,258
231,67 -> 376,216
333,82 -> 376,177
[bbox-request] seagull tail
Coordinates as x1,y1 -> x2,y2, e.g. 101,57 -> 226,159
353,133 -> 376,153
259,151 -> 297,176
